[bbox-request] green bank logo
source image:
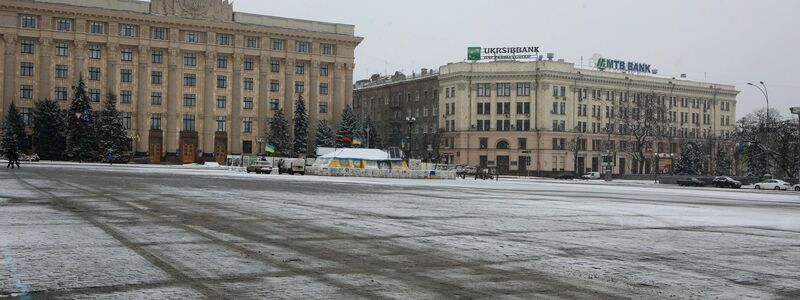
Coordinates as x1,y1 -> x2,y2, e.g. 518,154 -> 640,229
468,47 -> 481,60
596,58 -> 607,70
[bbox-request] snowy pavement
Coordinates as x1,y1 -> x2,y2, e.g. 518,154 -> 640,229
1,164 -> 799,299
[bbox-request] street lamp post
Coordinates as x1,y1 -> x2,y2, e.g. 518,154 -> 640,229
791,107 -> 800,182
405,116 -> 416,159
365,126 -> 371,149
256,137 -> 264,156
747,81 -> 770,129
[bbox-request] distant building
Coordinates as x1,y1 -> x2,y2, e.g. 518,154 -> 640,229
0,0 -> 362,163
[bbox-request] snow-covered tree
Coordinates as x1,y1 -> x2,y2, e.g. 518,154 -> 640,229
1,103 -> 26,157
96,93 -> 129,162
363,116 -> 383,149
292,95 -> 309,157
66,77 -> 99,162
32,99 -> 66,160
315,120 -> 335,150
674,141 -> 706,175
335,105 -> 361,148
744,143 -> 770,178
715,145 -> 732,176
266,109 -> 291,157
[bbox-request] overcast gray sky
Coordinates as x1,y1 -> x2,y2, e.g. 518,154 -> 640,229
233,0 -> 799,119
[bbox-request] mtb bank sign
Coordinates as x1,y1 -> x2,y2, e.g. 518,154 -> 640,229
468,46 -> 539,61
595,57 -> 653,74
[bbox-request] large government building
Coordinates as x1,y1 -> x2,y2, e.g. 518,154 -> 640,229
1,0 -> 361,163
355,58 -> 738,176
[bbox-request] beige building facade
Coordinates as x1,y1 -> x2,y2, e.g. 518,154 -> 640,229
0,0 -> 361,163
438,60 -> 738,176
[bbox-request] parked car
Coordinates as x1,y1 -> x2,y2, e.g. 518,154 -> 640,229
794,184 -> 800,192
277,158 -> 306,175
754,179 -> 791,190
712,176 -> 742,189
554,172 -> 578,180
246,159 -> 273,174
581,172 -> 601,180
677,177 -> 705,187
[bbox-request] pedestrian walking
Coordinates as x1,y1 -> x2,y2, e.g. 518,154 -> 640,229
6,151 -> 18,169
106,148 -> 114,166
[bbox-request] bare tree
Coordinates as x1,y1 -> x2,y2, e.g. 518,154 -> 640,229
615,91 -> 669,175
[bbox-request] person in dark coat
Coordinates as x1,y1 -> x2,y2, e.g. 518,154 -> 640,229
6,151 -> 18,169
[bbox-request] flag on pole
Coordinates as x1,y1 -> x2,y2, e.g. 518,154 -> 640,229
352,135 -> 362,146
342,136 -> 352,143
265,143 -> 275,154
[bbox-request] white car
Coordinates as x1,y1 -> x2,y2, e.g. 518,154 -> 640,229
581,172 -> 601,180
753,179 -> 791,190
794,184 -> 800,192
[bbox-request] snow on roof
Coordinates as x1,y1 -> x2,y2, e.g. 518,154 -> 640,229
319,148 -> 391,161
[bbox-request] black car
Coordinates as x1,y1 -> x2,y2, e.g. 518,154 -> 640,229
677,177 -> 705,187
712,176 -> 742,189
554,172 -> 578,180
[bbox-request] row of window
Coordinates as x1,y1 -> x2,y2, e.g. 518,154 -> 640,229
19,15 -> 337,55
476,83 -> 532,97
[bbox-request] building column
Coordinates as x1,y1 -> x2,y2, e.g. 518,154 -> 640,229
136,45 -> 150,153
308,60 -> 319,126
38,37 -> 53,100
2,34 -> 18,116
230,53 -> 243,154
166,48 -> 179,155
73,40 -> 86,82
258,55 -> 269,139
332,62 -> 345,125
202,50 -> 216,156
106,42 -> 118,95
283,58 -> 294,112
344,62 -> 354,121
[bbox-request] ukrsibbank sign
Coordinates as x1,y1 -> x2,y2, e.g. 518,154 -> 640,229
596,57 -> 653,74
468,46 -> 539,61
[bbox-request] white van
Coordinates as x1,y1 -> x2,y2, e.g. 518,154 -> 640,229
581,172 -> 601,180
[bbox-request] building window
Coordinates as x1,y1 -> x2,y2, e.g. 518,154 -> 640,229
20,15 -> 37,28
20,40 -> 34,54
151,71 -> 163,84
55,18 -> 72,31
321,43 -> 334,55
516,120 -> 530,131
184,52 -> 197,66
20,85 -> 33,99
516,102 -> 530,114
294,81 -> 305,93
320,63 -> 329,76
20,62 -> 34,77
477,120 -> 490,131
55,87 -> 68,101
120,69 -> 132,83
151,113 -> 161,130
185,31 -> 199,43
319,83 -> 329,95
88,45 -> 101,59
271,39 -> 284,51
121,112 -> 132,129
244,57 -> 254,70
21,108 -> 33,126
182,114 -> 196,132
477,102 -> 491,114
319,101 -> 328,113
217,33 -> 231,46
496,120 -> 511,131
295,62 -> 305,74
151,92 -> 162,105
496,102 -> 511,115
217,56 -> 228,69
55,43 -> 69,56
243,117 -> 253,133
151,49 -> 163,64
270,60 -> 280,72
243,141 -> 253,154
296,41 -> 309,53
151,27 -> 167,40
120,91 -> 132,104
89,89 -> 100,102
217,75 -> 227,89
477,83 -> 491,97
88,21 -> 105,34
216,96 -> 226,108
245,36 -> 259,48
243,97 -> 254,110
269,99 -> 279,111
121,48 -> 133,61
89,67 -> 101,81
479,138 -> 488,149
119,24 -> 137,37
270,80 -> 280,92
183,73 -> 196,86
55,64 -> 68,79
244,77 -> 254,91
183,94 -> 196,107
496,83 -> 511,97
516,82 -> 531,96
216,116 -> 226,132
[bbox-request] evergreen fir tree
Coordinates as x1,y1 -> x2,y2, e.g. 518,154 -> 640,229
715,146 -> 732,176
1,103 -> 26,157
65,77 -> 99,162
292,95 -> 309,157
744,144 -> 769,178
266,109 -> 291,157
335,105 -> 361,148
315,120 -> 336,150
96,93 -> 129,162
363,116 -> 383,149
32,99 -> 66,160
674,142 -> 706,175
